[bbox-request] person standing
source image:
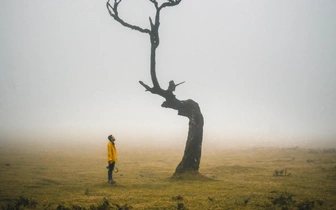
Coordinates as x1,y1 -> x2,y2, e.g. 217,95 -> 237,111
107,134 -> 117,184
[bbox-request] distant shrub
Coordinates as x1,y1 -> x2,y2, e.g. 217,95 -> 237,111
56,203 -> 71,210
273,169 -> 290,176
270,191 -> 295,207
296,199 -> 323,210
172,195 -> 183,201
177,202 -> 186,210
323,148 -> 336,153
268,191 -> 323,210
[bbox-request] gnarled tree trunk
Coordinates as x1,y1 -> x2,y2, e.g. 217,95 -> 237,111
107,0 -> 204,174
175,100 -> 204,174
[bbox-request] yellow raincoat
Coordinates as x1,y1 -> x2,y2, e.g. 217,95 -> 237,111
107,141 -> 117,163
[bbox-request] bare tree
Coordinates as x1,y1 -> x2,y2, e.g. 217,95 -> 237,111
106,0 -> 204,174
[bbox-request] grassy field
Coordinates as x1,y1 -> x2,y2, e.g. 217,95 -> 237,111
0,142 -> 336,209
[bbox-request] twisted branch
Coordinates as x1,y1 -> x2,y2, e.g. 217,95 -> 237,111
106,0 -> 150,34
107,0 -> 184,110
160,0 -> 182,10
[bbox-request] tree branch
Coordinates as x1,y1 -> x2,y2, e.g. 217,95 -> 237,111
159,0 -> 182,10
139,81 -> 152,92
140,0 -> 184,100
149,0 -> 159,9
106,0 -> 151,34
107,0 -> 184,112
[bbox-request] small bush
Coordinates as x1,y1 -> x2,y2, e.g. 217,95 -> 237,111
177,203 -> 186,210
172,195 -> 183,201
269,191 -> 324,210
296,199 -> 323,210
56,203 -> 71,210
273,169 -> 289,176
269,191 -> 296,208
1,196 -> 37,210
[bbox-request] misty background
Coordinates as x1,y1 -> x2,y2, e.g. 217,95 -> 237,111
1,0 -> 335,148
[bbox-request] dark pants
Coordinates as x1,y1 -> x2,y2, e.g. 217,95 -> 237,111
108,162 -> 115,182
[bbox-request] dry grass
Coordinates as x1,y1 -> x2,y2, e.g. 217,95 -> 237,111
0,142 -> 336,209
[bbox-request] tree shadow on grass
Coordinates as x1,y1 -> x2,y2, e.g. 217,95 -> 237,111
168,172 -> 217,182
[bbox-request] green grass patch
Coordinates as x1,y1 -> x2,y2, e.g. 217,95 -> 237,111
0,145 -> 335,209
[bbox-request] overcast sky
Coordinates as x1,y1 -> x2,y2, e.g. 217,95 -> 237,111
1,0 -> 335,147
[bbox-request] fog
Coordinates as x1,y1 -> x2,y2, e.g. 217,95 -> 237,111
1,0 -> 336,148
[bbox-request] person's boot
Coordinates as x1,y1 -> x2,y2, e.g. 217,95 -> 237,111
110,174 -> 116,184
111,176 -> 116,184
